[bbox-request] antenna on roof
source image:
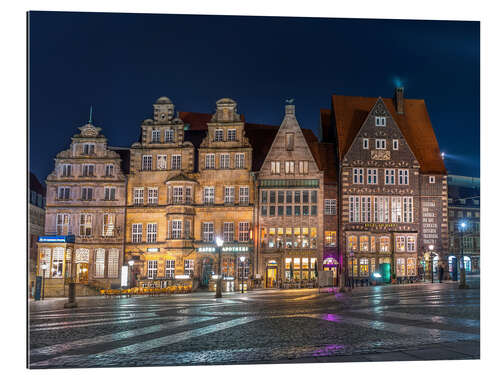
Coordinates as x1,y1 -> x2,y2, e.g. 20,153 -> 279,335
89,106 -> 93,124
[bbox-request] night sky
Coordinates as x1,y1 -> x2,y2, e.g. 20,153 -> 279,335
28,12 -> 480,182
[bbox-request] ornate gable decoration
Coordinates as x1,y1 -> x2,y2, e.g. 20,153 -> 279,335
77,123 -> 102,138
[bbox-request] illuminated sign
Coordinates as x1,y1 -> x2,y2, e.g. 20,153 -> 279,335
121,266 -> 128,287
38,235 -> 75,243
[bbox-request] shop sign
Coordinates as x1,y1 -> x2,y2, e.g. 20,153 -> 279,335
38,235 -> 75,243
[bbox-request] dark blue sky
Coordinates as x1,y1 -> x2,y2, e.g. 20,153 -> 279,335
28,12 -> 479,182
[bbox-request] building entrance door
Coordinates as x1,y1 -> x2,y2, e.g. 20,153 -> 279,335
201,258 -> 213,288
266,267 -> 277,288
77,263 -> 88,283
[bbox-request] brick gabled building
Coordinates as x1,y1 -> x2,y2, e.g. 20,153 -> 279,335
321,88 -> 448,285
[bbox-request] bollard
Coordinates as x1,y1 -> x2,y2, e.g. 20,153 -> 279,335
64,282 -> 78,308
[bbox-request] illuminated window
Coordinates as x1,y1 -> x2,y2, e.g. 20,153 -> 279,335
79,214 -> 92,236
107,249 -> 119,278
56,213 -> 70,235
102,213 -> 115,237
184,259 -> 194,277
95,249 -> 105,278
310,227 -> 317,248
348,236 -> 357,252
157,155 -> 167,170
285,161 -> 295,174
380,237 -> 390,252
370,236 -> 376,252
359,258 -> 369,276
360,236 -> 369,252
392,197 -> 402,222
407,258 -> 416,276
407,236 -> 416,252
271,161 -> 280,175
325,231 -> 336,247
51,248 -> 64,278
396,236 -> 405,252
349,258 -> 358,276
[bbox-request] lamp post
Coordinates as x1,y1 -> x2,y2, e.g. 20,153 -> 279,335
215,237 -> 224,298
349,251 -> 354,289
239,256 -> 246,293
459,221 -> 469,289
429,245 -> 434,283
41,263 -> 48,300
128,260 -> 135,288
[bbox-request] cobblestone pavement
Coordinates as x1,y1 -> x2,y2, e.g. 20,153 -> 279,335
28,276 -> 480,368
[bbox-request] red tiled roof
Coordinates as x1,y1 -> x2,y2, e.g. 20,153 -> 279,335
330,95 -> 446,174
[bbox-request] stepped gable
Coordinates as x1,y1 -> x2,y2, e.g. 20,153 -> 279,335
329,94 -> 446,174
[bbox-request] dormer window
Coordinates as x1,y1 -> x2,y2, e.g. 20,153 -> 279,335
83,143 -> 95,155
214,129 -> 224,142
375,116 -> 386,126
151,130 -> 160,143
165,129 -> 174,143
286,133 -> 294,151
227,129 -> 236,141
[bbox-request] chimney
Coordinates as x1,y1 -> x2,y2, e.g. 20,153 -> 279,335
395,87 -> 404,114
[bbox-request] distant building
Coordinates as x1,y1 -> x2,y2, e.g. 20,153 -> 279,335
447,175 -> 480,273
29,172 -> 46,291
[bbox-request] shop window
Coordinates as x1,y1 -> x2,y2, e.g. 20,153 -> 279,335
359,258 -> 369,277
407,258 -> 417,276
396,236 -> 406,252
348,236 -> 357,252
396,258 -> 405,276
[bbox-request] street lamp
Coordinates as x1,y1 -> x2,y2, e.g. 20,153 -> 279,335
459,221 -> 469,289
215,237 -> 224,298
41,263 -> 48,300
239,256 -> 246,294
429,245 -> 434,283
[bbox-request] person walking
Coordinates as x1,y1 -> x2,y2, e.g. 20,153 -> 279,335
438,263 -> 444,283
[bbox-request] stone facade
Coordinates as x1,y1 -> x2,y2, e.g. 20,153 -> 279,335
125,98 -> 254,291
37,120 -> 126,296
29,173 -> 46,294
255,104 -> 324,288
